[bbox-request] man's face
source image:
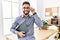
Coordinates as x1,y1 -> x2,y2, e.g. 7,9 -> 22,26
22,4 -> 30,15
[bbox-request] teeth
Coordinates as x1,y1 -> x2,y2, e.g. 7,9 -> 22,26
25,11 -> 28,13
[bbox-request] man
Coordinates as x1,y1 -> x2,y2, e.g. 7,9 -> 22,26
10,1 -> 43,40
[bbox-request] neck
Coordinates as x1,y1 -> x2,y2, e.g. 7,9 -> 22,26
23,14 -> 29,18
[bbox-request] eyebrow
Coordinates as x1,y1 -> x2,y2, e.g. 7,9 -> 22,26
23,7 -> 30,8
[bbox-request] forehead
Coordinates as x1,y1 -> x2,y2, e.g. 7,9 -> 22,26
22,4 -> 30,7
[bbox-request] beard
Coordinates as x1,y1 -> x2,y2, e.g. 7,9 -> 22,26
23,11 -> 30,15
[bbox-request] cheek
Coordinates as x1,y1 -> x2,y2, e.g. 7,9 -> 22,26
28,9 -> 30,11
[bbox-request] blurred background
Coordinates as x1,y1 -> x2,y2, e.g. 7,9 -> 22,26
0,0 -> 60,40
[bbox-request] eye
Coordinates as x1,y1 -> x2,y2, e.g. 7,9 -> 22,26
23,7 -> 30,9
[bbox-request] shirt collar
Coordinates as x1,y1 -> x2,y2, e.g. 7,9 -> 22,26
21,14 -> 31,18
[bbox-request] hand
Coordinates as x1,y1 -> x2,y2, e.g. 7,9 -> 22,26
30,7 -> 36,14
17,31 -> 25,37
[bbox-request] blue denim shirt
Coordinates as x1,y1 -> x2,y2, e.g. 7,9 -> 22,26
10,14 -> 43,40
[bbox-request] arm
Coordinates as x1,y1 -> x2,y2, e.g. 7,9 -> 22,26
10,17 -> 19,34
32,13 -> 43,28
10,17 -> 26,37
30,7 -> 43,28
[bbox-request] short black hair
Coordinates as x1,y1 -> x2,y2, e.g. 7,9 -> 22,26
22,1 -> 30,6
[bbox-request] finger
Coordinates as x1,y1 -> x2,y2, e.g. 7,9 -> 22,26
22,31 -> 25,33
20,34 -> 24,37
30,7 -> 35,11
30,7 -> 33,10
23,34 -> 25,37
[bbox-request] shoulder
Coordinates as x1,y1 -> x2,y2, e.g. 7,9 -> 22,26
15,15 -> 23,20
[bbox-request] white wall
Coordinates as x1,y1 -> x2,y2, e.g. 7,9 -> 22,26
37,0 -> 60,20
0,0 -> 3,40
37,0 -> 45,20
43,0 -> 60,17
43,0 -> 60,7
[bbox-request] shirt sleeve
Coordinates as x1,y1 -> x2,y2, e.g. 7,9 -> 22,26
32,14 -> 43,28
10,17 -> 19,34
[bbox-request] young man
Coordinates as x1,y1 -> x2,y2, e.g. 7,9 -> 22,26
10,1 -> 43,40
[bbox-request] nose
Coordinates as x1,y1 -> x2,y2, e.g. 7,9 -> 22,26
24,9 -> 28,11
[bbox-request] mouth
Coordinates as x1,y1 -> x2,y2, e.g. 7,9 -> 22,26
24,13 -> 29,15
25,11 -> 28,13
23,11 -> 29,15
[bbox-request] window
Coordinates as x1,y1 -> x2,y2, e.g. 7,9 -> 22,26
12,3 -> 19,18
3,1 -> 11,18
3,19 -> 12,35
2,0 -> 19,35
